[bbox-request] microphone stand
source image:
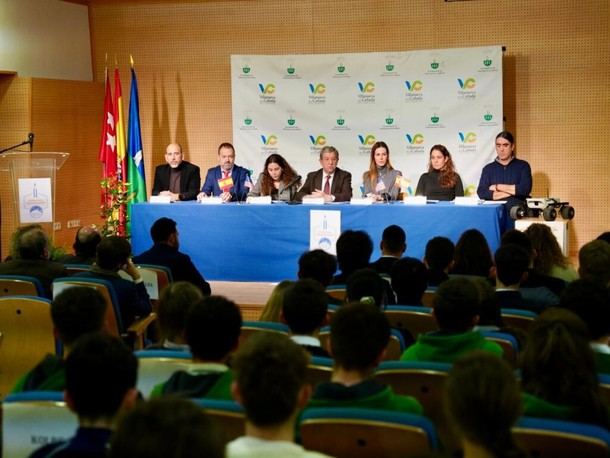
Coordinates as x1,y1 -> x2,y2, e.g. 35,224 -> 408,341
0,138 -> 31,154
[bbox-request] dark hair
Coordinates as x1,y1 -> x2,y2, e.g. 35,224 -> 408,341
470,276 -> 503,328
9,224 -> 42,259
381,224 -> 406,253
560,279 -> 610,340
494,244 -> 530,286
259,153 -> 300,196
217,142 -> 235,154
186,296 -> 242,361
233,333 -> 308,426
524,223 -> 570,275
428,144 -> 459,188
336,230 -> 373,277
298,249 -> 337,287
446,352 -> 523,458
425,236 -> 455,271
96,236 -> 131,270
282,279 -> 328,335
330,303 -> 390,371
18,228 -> 48,260
51,287 -> 107,345
520,308 -> 609,428
452,229 -> 494,278
65,333 -> 137,420
579,240 -> 610,287
73,226 -> 102,259
390,257 -> 428,305
501,229 -> 533,254
110,398 -> 223,458
596,232 -> 610,244
434,278 -> 479,332
364,141 -> 394,190
496,131 -> 515,145
346,268 -> 387,308
157,281 -> 203,342
150,217 -> 178,243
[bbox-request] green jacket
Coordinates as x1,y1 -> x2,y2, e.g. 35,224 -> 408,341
521,392 -> 573,420
150,365 -> 233,400
400,330 -> 503,363
11,354 -> 65,393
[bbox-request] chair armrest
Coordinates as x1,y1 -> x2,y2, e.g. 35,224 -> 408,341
126,312 -> 157,350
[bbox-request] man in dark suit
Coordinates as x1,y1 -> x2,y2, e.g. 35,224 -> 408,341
199,142 -> 251,202
151,143 -> 201,201
295,145 -> 352,202
133,217 -> 211,295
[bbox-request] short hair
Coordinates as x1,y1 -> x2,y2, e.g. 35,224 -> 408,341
17,227 -> 48,260
65,333 -> 137,420
9,224 -> 42,259
597,232 -> 610,244
579,240 -> 610,287
233,333 -> 308,426
346,268 -> 386,308
157,282 -> 203,341
330,303 -> 390,371
73,225 -> 102,259
381,224 -> 406,253
186,296 -> 242,361
298,249 -> 337,287
446,352 -> 521,455
500,229 -> 533,254
218,142 -> 235,154
433,278 -> 479,332
110,398 -> 223,458
560,279 -> 610,340
51,287 -> 107,345
425,236 -> 455,271
470,276 -> 502,328
390,257 -> 428,304
319,145 -> 339,160
150,217 -> 177,243
335,230 -> 373,277
282,279 -> 328,335
96,236 -> 131,270
494,244 -> 530,286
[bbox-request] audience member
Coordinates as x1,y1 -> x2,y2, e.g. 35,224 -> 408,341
282,279 -> 330,358
259,280 -> 293,322
133,217 -> 211,295
109,398 -> 224,458
471,276 -> 503,331
346,268 -> 390,308
401,278 -> 503,362
331,230 -> 373,284
369,224 -> 406,276
297,249 -> 339,305
59,225 -> 102,265
151,295 -> 241,399
524,223 -> 578,282
578,239 -> 610,288
597,231 -> 610,244
494,244 -> 536,312
295,145 -> 352,202
451,228 -> 494,278
424,236 -> 454,287
390,257 -> 428,305
11,287 -> 107,393
227,333 -> 331,458
200,142 -> 251,202
151,143 -> 201,201
30,333 -> 138,458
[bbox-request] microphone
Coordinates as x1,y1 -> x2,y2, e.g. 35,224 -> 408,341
28,132 -> 34,152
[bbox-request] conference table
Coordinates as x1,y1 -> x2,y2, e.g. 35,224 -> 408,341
131,201 -> 512,282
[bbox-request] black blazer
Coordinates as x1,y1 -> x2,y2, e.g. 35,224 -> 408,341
296,167 -> 352,202
152,161 -> 201,201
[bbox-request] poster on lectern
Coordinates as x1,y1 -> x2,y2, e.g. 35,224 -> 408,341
18,178 -> 52,223
231,45 -> 503,196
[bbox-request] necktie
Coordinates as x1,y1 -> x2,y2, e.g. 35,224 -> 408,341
323,175 -> 331,194
223,170 -> 229,179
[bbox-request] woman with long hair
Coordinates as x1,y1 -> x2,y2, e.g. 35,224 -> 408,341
451,228 -> 494,278
362,141 -> 402,200
524,223 -> 578,282
415,144 -> 464,201
248,154 -> 301,201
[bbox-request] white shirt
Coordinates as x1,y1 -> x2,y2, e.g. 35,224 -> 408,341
227,436 -> 333,458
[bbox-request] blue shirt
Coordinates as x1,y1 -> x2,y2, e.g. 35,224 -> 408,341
477,157 -> 532,201
30,427 -> 111,458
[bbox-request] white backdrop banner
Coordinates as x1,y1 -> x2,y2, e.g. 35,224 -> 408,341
231,46 -> 503,197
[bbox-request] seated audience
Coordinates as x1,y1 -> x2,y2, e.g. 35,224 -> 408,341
578,239 -> 610,288
424,236 -> 455,287
295,145 -> 352,203
362,141 -> 403,201
58,225 -> 102,265
109,398 -> 223,458
133,217 -> 211,295
346,268 -> 391,308
446,352 -> 524,458
415,144 -> 464,201
0,225 -> 67,297
597,231 -> 610,244
72,236 -> 152,328
369,224 -> 406,276
494,244 -> 539,312
308,303 -> 423,414
30,333 -> 138,458
248,153 -> 301,201
151,296 -> 241,399
297,249 -> 339,306
390,257 -> 428,305
524,223 -> 578,282
331,230 -> 373,284
227,333 -> 331,458
401,278 -> 503,362
520,308 -> 610,428
259,280 -> 293,323
451,228 -> 494,278
11,286 -> 107,393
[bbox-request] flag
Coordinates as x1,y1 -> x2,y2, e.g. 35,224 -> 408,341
218,176 -> 234,192
113,66 -> 127,235
99,68 -> 116,179
127,59 -> 146,204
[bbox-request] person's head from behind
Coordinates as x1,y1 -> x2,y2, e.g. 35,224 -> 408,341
65,333 -> 137,424
579,240 -> 610,287
560,279 -> 610,343
346,268 -> 387,308
494,244 -> 530,288
335,230 -> 373,277
452,229 -> 494,277
150,217 -> 178,247
424,236 -> 455,272
157,281 -> 203,344
298,249 -> 337,287
390,257 -> 428,304
470,276 -> 502,328
17,227 -> 49,260
110,398 -> 223,458
501,229 -> 533,256
52,286 -> 107,347
259,280 -> 293,322
433,278 -> 479,333
380,224 -> 406,257
186,295 -> 242,362
96,236 -> 131,271
330,303 -> 390,374
524,223 -> 567,274
232,333 -> 309,428
73,225 -> 102,259
8,224 -> 42,259
446,352 -> 521,457
597,232 -> 610,244
282,279 -> 328,336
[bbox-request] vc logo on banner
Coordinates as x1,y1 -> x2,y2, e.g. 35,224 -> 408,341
308,83 -> 327,104
357,134 -> 375,154
357,82 -> 375,104
308,135 -> 327,154
260,134 -> 278,153
405,133 -> 425,153
404,80 -> 424,102
258,83 -> 276,104
457,77 -> 477,100
458,131 -> 477,153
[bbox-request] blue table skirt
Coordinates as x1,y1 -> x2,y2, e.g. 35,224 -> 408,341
131,202 -> 511,282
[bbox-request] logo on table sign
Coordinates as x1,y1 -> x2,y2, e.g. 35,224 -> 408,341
358,134 -> 376,146
405,133 -> 424,145
309,135 -> 327,146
